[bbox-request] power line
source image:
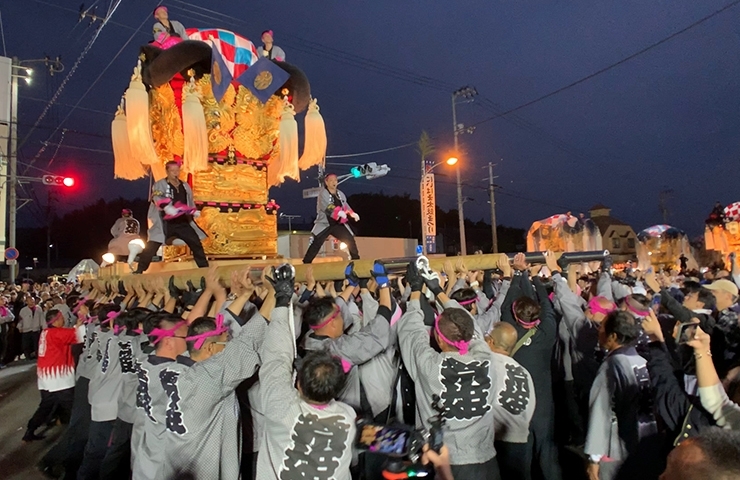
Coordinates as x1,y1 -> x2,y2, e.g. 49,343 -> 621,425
168,0 -> 597,163
326,142 -> 416,159
18,0 -> 123,153
20,95 -> 114,117
467,0 -> 740,131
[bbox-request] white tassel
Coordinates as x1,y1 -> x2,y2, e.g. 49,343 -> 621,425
298,98 -> 327,171
270,100 -> 299,186
125,60 -> 159,166
181,76 -> 209,175
112,99 -> 147,180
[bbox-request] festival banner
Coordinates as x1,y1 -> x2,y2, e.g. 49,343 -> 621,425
421,173 -> 437,252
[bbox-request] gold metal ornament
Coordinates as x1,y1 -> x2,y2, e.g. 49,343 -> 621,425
254,71 -> 273,90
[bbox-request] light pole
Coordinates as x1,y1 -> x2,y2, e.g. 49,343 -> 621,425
5,56 -> 62,283
420,156 -> 458,255
452,86 -> 477,255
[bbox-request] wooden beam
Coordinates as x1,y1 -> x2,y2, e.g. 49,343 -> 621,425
101,250 -> 608,290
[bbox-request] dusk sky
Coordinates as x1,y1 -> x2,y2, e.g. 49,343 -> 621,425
4,0 -> 740,238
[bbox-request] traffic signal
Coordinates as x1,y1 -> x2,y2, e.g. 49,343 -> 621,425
42,175 -> 75,187
348,162 -> 390,180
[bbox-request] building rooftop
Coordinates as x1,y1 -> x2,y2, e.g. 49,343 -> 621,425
591,214 -> 629,235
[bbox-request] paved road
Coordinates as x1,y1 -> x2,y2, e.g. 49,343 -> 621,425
0,362 -> 66,480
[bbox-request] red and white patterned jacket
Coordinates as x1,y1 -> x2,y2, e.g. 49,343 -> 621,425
37,326 -> 85,392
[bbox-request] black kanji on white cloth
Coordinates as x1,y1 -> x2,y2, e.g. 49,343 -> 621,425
101,338 -> 113,373
498,363 -> 530,415
119,341 -> 136,374
136,364 -> 155,422
281,413 -> 351,480
87,331 -> 97,360
440,357 -> 492,421
160,369 -> 187,435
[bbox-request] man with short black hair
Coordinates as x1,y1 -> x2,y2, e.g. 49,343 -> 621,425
257,29 -> 286,61
258,264 -> 356,479
18,295 -> 44,359
158,303 -> 265,479
585,311 -> 656,480
302,174 -> 360,264
399,262 -> 500,479
23,310 -> 84,442
661,428 -> 740,480
135,161 -> 208,273
130,314 -> 190,480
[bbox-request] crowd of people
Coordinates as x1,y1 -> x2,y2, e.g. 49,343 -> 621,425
4,251 -> 740,480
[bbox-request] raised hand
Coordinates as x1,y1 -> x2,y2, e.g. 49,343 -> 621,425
512,253 -> 529,272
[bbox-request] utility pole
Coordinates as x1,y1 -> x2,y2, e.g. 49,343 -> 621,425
451,86 -> 477,255
8,57 -> 18,282
488,162 -> 498,253
452,94 -> 466,255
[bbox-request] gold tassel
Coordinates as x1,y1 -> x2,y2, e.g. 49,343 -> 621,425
298,98 -> 327,171
125,60 -> 159,166
270,99 -> 299,186
111,99 -> 147,180
181,75 -> 209,175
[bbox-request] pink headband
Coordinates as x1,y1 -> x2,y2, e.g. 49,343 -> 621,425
512,300 -> 541,329
153,6 -> 167,17
47,311 -> 64,326
263,30 -> 274,37
185,314 -> 229,350
101,310 -> 120,326
587,296 -> 616,316
434,314 -> 470,355
624,301 -> 649,318
72,296 -> 88,314
310,305 -> 340,330
113,324 -> 125,335
458,298 -> 477,307
150,320 -> 187,345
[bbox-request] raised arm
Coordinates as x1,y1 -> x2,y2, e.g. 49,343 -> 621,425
328,263 -> 393,366
260,265 -> 301,417
397,263 -> 443,383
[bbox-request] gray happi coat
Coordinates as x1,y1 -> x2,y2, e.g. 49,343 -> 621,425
585,346 -> 650,462
312,188 -> 354,236
146,178 -> 206,244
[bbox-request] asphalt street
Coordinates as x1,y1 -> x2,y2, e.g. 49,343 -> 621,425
0,362 -> 66,480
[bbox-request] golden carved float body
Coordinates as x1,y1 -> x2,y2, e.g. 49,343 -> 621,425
149,78 -> 282,257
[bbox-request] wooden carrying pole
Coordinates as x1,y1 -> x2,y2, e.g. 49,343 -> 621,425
113,250 -> 609,290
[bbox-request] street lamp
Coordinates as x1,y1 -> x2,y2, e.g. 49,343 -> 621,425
420,157 -> 459,255
452,85 -> 477,255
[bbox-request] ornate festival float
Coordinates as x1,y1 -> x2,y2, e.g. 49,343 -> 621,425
527,213 -> 603,254
704,201 -> 740,265
636,224 -> 691,271
110,27 -> 326,264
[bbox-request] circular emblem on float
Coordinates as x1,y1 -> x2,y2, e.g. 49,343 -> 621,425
254,71 -> 273,90
212,62 -> 222,85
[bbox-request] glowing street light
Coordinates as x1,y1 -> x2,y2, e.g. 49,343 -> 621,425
446,156 -> 458,166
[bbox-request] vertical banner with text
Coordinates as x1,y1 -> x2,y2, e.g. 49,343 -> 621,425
421,173 -> 436,253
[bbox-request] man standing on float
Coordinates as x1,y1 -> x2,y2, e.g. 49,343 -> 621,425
134,161 -> 208,273
303,174 -> 360,264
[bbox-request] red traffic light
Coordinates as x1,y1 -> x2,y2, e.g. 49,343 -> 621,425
62,177 -> 74,187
